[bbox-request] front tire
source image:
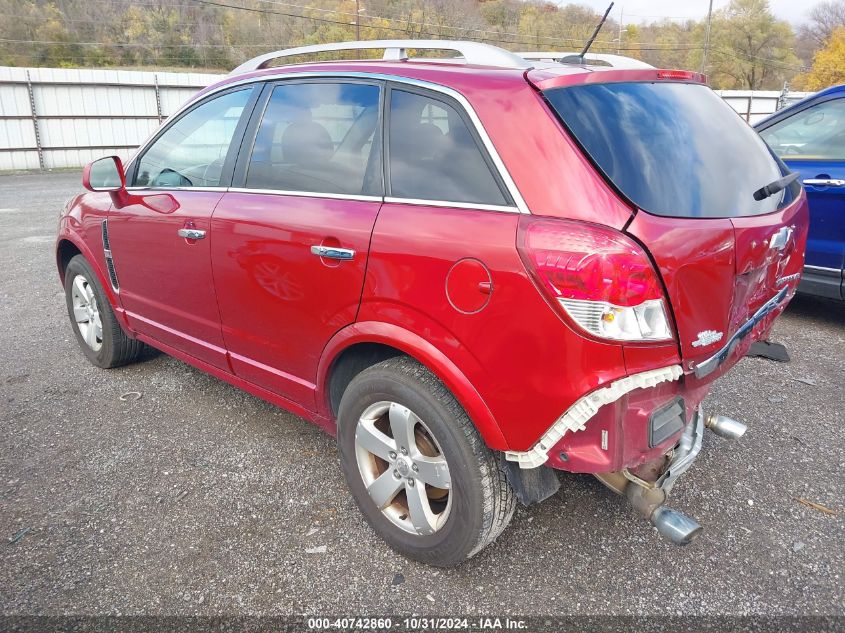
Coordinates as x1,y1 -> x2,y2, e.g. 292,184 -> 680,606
337,356 -> 515,566
64,254 -> 143,368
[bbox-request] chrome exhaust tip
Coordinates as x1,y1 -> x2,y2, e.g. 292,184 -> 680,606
705,414 -> 747,439
651,506 -> 703,546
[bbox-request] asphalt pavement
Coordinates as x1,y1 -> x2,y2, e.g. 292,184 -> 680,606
0,171 -> 843,617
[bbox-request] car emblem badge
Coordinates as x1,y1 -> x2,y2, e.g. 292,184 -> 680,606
692,330 -> 724,348
769,226 -> 793,251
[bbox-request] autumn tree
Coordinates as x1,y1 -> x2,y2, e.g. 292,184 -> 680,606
797,26 -> 845,90
699,0 -> 800,89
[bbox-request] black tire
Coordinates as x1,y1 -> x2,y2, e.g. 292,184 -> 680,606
337,356 -> 515,566
64,254 -> 144,368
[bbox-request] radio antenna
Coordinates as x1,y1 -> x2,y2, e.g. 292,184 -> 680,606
579,2 -> 615,61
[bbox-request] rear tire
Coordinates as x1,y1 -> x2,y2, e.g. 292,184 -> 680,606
337,356 -> 515,566
64,254 -> 144,368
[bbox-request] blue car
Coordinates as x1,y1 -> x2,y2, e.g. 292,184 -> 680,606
755,85 -> 845,300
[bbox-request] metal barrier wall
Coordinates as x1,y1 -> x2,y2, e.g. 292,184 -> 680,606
0,66 -> 815,171
0,66 -> 223,171
715,89 -> 811,124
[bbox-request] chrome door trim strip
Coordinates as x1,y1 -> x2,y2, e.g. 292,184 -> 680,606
804,264 -> 841,274
125,71 -> 530,214
227,187 -> 382,203
384,196 -> 519,213
124,186 -> 229,193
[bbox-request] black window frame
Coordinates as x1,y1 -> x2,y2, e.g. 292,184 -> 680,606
126,84 -> 261,189
230,77 -> 386,197
382,83 -> 514,207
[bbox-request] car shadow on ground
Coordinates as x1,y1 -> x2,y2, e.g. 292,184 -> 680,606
786,293 -> 845,327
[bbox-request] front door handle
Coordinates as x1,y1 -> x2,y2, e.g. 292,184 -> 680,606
803,178 -> 845,187
311,245 -> 355,260
177,228 -> 206,240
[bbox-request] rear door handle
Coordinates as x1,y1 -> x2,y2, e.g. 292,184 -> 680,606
177,228 -> 206,240
803,178 -> 845,187
311,245 -> 355,260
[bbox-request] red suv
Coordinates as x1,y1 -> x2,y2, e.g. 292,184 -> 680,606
56,41 -> 808,566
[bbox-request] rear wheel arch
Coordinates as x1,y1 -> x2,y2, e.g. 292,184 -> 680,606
319,322 -> 509,451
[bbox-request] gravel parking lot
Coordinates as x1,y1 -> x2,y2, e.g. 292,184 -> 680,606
0,171 -> 843,618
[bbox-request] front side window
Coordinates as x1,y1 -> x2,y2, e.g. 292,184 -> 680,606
135,88 -> 253,188
245,82 -> 382,196
759,98 -> 845,161
387,89 -> 509,206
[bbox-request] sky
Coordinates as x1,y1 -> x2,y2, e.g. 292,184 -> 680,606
567,1 -> 815,26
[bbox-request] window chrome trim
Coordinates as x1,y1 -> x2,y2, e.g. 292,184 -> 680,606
228,187 -> 382,203
126,71 -> 530,214
384,196 -> 518,213
124,186 -> 230,193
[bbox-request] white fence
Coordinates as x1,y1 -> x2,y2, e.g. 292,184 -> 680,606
0,66 -> 223,171
0,66 -> 815,171
715,89 -> 811,124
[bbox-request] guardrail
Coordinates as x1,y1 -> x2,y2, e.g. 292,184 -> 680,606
0,66 -> 814,171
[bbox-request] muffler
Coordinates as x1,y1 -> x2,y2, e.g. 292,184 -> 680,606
705,414 -> 747,439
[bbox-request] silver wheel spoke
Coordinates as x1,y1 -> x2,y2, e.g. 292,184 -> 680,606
389,403 -> 417,454
92,313 -> 103,340
367,469 -> 404,510
73,306 -> 89,322
83,321 -> 96,347
405,480 -> 438,535
73,276 -> 88,301
413,455 -> 451,489
356,419 -> 396,462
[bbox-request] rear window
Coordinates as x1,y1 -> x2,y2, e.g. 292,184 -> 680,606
544,82 -> 788,218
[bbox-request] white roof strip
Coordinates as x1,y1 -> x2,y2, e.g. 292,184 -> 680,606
516,51 -> 655,69
505,365 -> 683,469
232,40 -> 533,75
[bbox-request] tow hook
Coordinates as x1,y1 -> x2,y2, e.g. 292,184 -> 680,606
704,414 -> 747,439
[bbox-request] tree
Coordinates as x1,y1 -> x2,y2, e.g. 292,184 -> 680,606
797,26 -> 845,90
702,0 -> 801,89
796,1 -> 845,64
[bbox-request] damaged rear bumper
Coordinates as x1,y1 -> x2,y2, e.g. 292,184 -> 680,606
504,365 -> 684,469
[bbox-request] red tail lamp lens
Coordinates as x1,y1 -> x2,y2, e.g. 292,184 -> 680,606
517,217 -> 664,308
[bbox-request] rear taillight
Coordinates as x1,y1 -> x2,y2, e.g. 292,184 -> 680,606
517,217 -> 674,342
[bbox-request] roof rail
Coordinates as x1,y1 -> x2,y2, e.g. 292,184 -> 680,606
231,40 -> 533,75
517,51 -> 654,70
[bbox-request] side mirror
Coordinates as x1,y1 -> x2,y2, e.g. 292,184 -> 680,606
82,156 -> 125,192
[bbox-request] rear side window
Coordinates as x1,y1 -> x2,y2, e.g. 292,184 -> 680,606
387,89 -> 509,206
544,82 -> 787,218
245,82 -> 382,196
759,98 -> 845,161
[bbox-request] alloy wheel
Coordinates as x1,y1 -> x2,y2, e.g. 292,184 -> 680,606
354,401 -> 452,536
70,274 -> 103,351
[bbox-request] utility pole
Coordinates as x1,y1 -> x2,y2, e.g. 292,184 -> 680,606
617,7 -> 623,55
701,0 -> 714,74
356,0 -> 361,40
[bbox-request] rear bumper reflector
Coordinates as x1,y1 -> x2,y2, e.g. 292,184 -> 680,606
505,364 -> 684,469
649,397 -> 686,448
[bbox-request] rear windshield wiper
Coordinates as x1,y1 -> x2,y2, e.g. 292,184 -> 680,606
753,172 -> 799,201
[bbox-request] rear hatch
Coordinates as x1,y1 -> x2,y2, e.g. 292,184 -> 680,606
535,70 -> 808,372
